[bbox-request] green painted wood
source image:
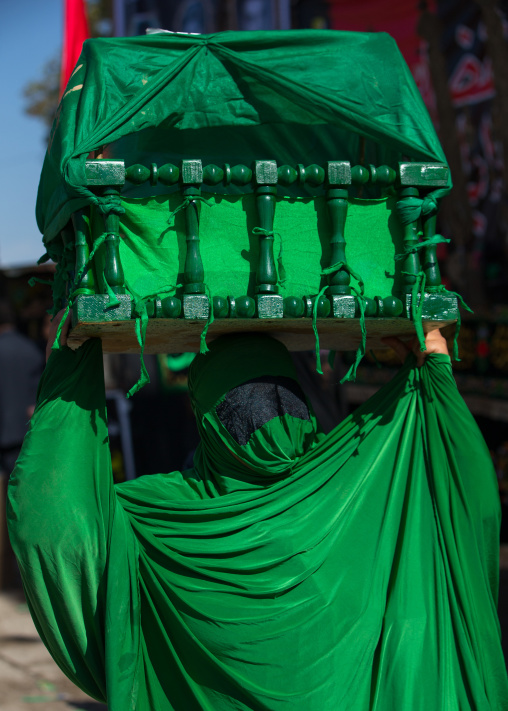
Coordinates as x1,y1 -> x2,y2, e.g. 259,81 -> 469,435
331,295 -> 356,318
158,164 -> 180,185
203,164 -> 224,185
71,294 -> 132,326
283,296 -> 305,318
85,160 -> 125,187
399,162 -> 449,187
257,294 -> 284,318
351,165 -> 369,186
181,159 -> 203,185
304,295 -> 331,318
369,164 -> 396,186
182,185 -> 205,295
227,164 -> 253,185
228,295 -> 256,318
182,293 -> 210,320
125,164 -> 150,184
255,160 -> 278,185
102,189 -> 126,295
212,296 -> 229,318
254,162 -> 279,295
398,187 -> 421,297
71,209 -> 95,295
158,296 -> 182,318
326,188 -> 351,296
327,161 -> 351,186
421,212 -> 442,288
277,165 -> 298,186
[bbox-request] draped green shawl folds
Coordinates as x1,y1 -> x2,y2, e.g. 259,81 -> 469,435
7,335 -> 508,710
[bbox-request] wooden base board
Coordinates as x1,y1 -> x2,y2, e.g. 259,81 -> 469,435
67,317 -> 458,354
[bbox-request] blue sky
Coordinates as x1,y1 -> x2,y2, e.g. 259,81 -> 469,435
0,0 -> 61,266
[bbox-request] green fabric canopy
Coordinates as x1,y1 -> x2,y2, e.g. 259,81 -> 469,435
7,336 -> 508,710
37,30 -> 451,245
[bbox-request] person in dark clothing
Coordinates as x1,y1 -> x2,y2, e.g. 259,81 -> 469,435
0,299 -> 44,588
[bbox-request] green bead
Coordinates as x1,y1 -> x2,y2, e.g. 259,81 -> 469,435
383,296 -> 403,317
161,296 -> 181,318
363,297 -> 377,316
236,296 -> 256,318
158,164 -> 179,185
278,165 -> 298,186
283,296 -> 304,318
231,164 -> 253,185
305,164 -> 325,186
125,164 -> 150,185
203,164 -> 224,185
351,165 -> 369,185
213,296 -> 228,318
305,295 -> 330,318
375,165 -> 396,186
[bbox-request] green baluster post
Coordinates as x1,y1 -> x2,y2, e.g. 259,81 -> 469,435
181,159 -> 209,320
326,161 -> 355,318
398,186 -> 422,318
421,211 -> 442,288
71,208 -> 96,295
75,159 -> 131,324
102,188 -> 126,295
398,162 -> 457,321
254,160 -> 283,318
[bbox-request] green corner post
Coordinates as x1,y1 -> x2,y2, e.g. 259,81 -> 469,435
326,161 -> 356,318
398,162 -> 458,320
73,159 -> 131,324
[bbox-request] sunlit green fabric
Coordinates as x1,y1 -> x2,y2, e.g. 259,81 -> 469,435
88,194 -> 404,302
37,30 -> 450,245
7,335 -> 508,710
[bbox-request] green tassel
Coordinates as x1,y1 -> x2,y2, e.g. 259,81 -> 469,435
312,285 -> 329,375
199,286 -> 214,355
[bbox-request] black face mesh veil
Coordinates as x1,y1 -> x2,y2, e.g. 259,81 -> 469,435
215,375 -> 311,446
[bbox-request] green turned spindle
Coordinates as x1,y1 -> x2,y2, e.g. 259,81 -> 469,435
421,211 -> 442,288
255,160 -> 278,295
398,162 -> 457,321
326,162 -> 351,296
71,209 -> 95,295
181,160 -> 209,320
254,160 -> 283,318
325,161 -> 356,318
181,160 -> 205,295
183,185 -> 205,294
102,188 -> 125,295
398,187 -> 421,297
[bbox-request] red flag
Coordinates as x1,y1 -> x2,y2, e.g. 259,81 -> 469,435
60,0 -> 90,97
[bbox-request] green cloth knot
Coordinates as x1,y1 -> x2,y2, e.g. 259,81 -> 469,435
167,195 -> 213,226
396,194 -> 439,225
95,195 -> 125,216
252,227 -> 276,238
321,261 -> 365,294
395,234 -> 450,261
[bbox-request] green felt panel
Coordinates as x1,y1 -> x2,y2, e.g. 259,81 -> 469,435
106,193 -> 403,302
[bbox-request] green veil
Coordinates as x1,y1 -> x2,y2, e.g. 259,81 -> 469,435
7,335 -> 508,710
188,333 -> 321,494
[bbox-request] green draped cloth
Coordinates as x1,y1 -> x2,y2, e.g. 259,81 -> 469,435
7,335 -> 508,710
